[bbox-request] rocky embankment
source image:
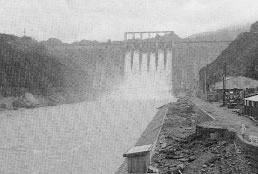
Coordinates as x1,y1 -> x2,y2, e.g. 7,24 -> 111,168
152,98 -> 258,174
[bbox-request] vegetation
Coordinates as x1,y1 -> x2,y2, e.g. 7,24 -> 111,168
199,21 -> 258,89
0,33 -> 124,106
0,34 -> 65,97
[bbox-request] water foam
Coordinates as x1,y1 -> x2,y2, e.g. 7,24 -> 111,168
108,50 -> 174,102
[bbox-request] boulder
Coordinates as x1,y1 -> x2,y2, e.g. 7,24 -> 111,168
12,98 -> 31,108
24,93 -> 39,105
12,93 -> 39,109
168,164 -> 184,174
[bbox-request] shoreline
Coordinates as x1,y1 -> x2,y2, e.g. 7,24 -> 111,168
115,102 -> 171,174
117,97 -> 258,173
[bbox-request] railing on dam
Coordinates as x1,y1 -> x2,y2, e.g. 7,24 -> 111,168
123,31 -> 175,72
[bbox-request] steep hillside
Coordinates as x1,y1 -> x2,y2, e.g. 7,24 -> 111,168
188,24 -> 250,41
0,34 -> 63,96
170,24 -> 250,95
199,21 -> 258,91
0,34 -> 91,105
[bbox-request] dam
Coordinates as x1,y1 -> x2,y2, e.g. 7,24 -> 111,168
0,37 -> 176,174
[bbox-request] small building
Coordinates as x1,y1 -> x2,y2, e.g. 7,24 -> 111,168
214,76 -> 258,90
244,95 -> 258,118
211,76 -> 258,103
123,144 -> 153,173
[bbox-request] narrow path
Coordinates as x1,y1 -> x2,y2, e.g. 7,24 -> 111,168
192,97 -> 258,137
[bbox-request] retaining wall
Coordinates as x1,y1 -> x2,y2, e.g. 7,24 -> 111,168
235,134 -> 258,162
193,101 -> 258,164
192,102 -> 215,124
196,124 -> 235,141
116,107 -> 168,174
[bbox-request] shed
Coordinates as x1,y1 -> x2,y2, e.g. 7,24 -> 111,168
123,144 -> 152,173
244,95 -> 258,118
214,76 -> 258,90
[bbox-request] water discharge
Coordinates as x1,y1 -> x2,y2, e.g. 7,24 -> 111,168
0,50 -> 176,174
110,50 -> 173,101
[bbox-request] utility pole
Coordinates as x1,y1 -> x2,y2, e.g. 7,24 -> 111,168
204,55 -> 208,100
204,66 -> 207,99
223,62 -> 227,106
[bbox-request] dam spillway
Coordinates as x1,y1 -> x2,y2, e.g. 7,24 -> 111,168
119,49 -> 173,100
0,42 -> 176,174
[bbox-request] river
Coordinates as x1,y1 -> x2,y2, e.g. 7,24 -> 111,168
0,50 -> 176,174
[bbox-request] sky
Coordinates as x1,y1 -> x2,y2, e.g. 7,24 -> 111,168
0,0 -> 258,43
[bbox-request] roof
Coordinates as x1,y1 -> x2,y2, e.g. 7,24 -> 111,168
123,144 -> 152,157
225,76 -> 234,80
244,95 -> 258,102
214,76 -> 258,90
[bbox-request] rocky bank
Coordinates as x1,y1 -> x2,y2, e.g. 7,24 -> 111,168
152,98 -> 258,174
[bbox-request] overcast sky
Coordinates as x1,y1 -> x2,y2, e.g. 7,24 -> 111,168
0,0 -> 258,42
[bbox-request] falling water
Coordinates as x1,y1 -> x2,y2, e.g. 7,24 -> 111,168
110,50 -> 173,101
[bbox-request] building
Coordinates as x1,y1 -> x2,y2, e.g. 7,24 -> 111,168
123,144 -> 153,173
244,95 -> 258,118
214,76 -> 258,90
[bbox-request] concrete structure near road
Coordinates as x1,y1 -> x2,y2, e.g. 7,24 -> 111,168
116,107 -> 168,174
123,144 -> 153,173
214,76 -> 258,90
244,95 -> 258,118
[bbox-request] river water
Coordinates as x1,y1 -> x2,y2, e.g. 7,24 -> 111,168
0,50 -> 176,174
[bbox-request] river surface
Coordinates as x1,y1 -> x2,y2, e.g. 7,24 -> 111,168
0,50 -> 176,174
